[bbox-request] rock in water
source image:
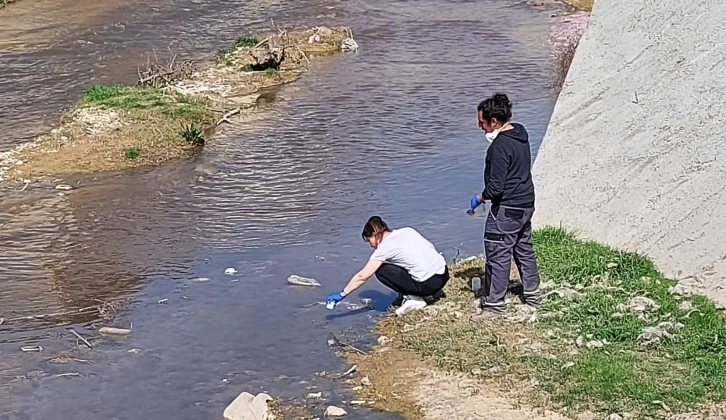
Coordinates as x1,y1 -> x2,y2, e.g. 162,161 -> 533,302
287,275 -> 322,287
324,406 -> 348,417
224,392 -> 275,420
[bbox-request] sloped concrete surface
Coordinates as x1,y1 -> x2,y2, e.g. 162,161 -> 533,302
533,0 -> 726,304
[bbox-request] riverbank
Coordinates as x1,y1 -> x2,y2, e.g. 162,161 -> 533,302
0,25 -> 355,182
348,228 -> 726,419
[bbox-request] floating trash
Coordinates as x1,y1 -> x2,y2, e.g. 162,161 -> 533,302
99,327 -> 132,335
326,332 -> 341,348
21,345 -> 43,352
224,268 -> 238,275
360,298 -> 373,309
342,37 -> 359,52
287,275 -> 322,287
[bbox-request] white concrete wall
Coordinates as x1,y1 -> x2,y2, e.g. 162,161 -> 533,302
533,0 -> 726,303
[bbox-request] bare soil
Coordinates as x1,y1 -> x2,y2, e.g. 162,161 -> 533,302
347,341 -> 567,420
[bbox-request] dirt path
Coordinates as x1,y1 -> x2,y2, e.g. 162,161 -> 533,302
413,369 -> 567,420
348,346 -> 566,420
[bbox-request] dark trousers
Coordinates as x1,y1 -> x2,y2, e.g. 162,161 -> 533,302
375,263 -> 449,297
483,205 -> 541,312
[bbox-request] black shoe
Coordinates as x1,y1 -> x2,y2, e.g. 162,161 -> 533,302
390,294 -> 405,308
423,289 -> 446,305
508,280 -> 527,304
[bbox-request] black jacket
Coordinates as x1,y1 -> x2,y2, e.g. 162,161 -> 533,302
482,123 -> 535,208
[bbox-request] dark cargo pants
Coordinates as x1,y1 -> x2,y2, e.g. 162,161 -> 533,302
481,205 -> 541,314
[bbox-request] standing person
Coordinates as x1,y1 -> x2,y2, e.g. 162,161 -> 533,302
471,93 -> 542,319
325,216 -> 449,316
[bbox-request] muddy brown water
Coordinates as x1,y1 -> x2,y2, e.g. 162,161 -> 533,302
0,0 -> 561,418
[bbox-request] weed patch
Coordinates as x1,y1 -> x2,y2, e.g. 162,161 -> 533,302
80,85 -> 207,122
215,35 -> 259,64
124,146 -> 140,160
181,124 -> 204,146
385,227 -> 726,417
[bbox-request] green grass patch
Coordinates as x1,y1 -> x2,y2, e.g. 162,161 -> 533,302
265,68 -> 278,77
124,146 -> 140,160
390,227 -> 726,416
240,64 -> 254,72
215,35 -> 260,64
80,85 -> 208,122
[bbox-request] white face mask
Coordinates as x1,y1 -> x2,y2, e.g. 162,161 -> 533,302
484,123 -> 511,143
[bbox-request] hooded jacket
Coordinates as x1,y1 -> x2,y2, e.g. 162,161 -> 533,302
482,123 -> 535,208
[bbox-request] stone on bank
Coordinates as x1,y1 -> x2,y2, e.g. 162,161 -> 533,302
223,392 -> 275,420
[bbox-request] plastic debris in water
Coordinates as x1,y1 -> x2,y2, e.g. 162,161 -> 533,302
224,268 -> 238,275
326,333 -> 341,348
287,275 -> 322,287
21,345 -> 43,352
99,327 -> 132,335
342,38 -> 359,52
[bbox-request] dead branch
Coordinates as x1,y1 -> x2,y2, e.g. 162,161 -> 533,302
216,108 -> 241,126
137,47 -> 196,88
70,329 -> 93,348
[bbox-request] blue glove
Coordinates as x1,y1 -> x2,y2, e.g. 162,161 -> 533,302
467,196 -> 483,215
326,292 -> 346,306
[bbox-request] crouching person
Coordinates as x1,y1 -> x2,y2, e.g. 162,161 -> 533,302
326,216 -> 449,316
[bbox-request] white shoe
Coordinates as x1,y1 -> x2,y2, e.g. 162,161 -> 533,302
395,295 -> 427,316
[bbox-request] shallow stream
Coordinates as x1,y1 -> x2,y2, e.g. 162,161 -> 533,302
0,0 -> 561,418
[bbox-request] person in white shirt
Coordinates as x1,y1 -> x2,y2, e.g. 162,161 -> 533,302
326,216 -> 449,316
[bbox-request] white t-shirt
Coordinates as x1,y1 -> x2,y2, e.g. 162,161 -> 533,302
370,227 -> 446,282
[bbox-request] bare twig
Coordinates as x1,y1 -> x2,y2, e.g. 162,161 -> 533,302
70,329 -> 93,348
293,43 -> 310,65
52,372 -> 80,378
338,364 -> 357,378
253,37 -> 271,49
341,342 -> 367,355
216,108 -> 241,126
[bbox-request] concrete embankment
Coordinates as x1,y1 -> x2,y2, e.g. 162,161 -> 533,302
533,0 -> 726,305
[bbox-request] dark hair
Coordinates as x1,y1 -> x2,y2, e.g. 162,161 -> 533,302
362,216 -> 391,242
477,93 -> 512,123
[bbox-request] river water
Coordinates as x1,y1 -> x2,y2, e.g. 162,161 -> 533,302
0,0 -> 561,418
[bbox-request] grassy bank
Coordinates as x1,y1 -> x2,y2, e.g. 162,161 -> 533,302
2,26 -> 354,180
356,227 -> 726,418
